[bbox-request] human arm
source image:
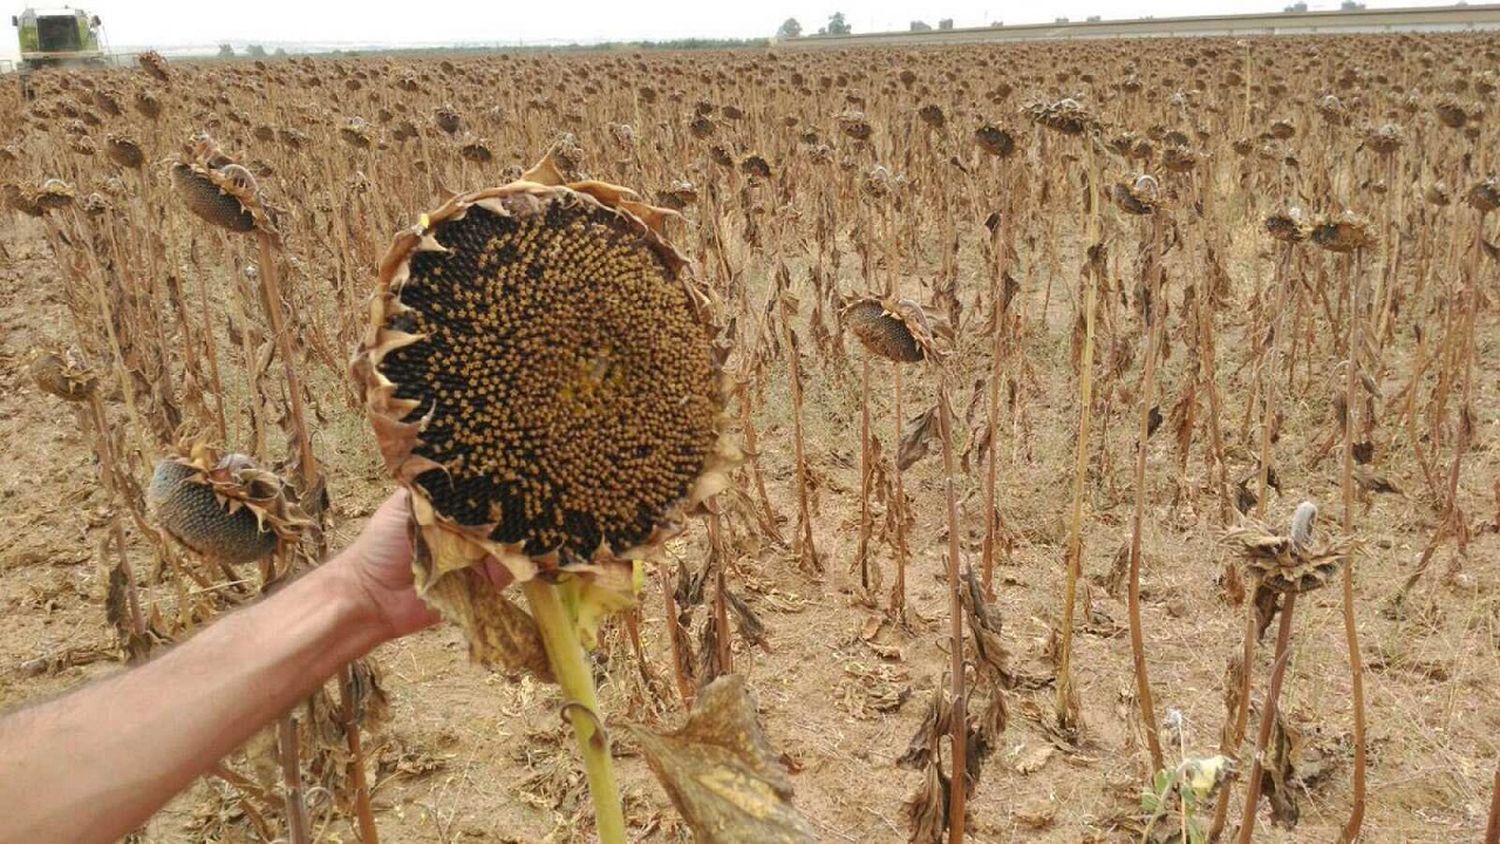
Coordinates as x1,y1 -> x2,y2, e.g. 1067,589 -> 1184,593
0,490 -> 434,844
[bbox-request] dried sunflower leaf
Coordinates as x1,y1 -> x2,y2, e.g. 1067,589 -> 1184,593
623,675 -> 814,843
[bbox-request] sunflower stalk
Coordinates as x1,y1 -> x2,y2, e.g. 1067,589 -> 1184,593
1338,249 -> 1368,844
522,578 -> 628,844
1127,205 -> 1167,774
1055,131 -> 1102,736
1235,589 -> 1297,844
936,373 -> 967,844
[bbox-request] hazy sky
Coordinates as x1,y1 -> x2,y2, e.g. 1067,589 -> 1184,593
0,0 -> 1468,60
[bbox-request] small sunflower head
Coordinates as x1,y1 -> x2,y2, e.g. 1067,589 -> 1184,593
1362,123 -> 1404,155
1265,208 -> 1310,243
1222,501 -> 1351,594
1310,211 -> 1376,253
843,297 -> 938,363
1467,176 -> 1500,214
34,179 -> 76,210
1025,98 -> 1100,136
30,348 -> 97,402
105,134 -> 144,169
137,50 -> 171,83
149,443 -> 307,565
1113,174 -> 1160,216
975,123 -> 1016,158
170,135 -> 276,235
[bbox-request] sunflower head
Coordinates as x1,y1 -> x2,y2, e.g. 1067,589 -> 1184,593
1264,208 -> 1310,243
1113,174 -> 1160,216
105,134 -> 144,169
1024,98 -> 1099,137
1467,176 -> 1500,214
843,297 -> 940,363
1221,502 -> 1351,594
170,135 -> 276,236
353,148 -> 735,651
30,348 -> 97,402
138,50 -> 171,83
1310,211 -> 1376,253
975,123 -> 1016,158
149,442 -> 308,565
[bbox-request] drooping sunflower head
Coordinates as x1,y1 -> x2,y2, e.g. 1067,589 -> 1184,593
170,134 -> 276,236
1113,174 -> 1160,216
29,348 -> 97,402
1264,208 -> 1310,243
354,149 -> 734,591
148,442 -> 308,566
843,297 -> 939,364
1310,211 -> 1376,253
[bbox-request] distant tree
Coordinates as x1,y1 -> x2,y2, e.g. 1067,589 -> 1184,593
1086,14 -> 1101,22
1054,16 -> 1069,23
246,44 -> 267,57
217,43 -> 235,58
274,47 -> 287,56
910,20 -> 932,31
1340,0 -> 1365,8
938,18 -> 954,29
824,12 -> 852,35
777,17 -> 802,38
991,20 -> 1003,27
1284,1 -> 1308,10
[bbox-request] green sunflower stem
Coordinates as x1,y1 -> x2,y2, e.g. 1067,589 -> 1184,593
522,578 -> 627,844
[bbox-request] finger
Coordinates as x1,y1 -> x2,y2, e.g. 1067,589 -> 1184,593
371,487 -> 410,523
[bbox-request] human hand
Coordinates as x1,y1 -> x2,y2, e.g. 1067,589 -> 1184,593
334,488 -> 517,643
336,489 -> 437,641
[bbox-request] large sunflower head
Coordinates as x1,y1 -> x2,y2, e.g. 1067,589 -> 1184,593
353,149 -> 734,610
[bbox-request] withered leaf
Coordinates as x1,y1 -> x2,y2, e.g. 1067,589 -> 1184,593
419,562 -> 552,682
897,405 -> 941,471
624,675 -> 814,843
904,761 -> 948,844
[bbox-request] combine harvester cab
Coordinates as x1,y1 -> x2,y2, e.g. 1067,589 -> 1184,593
12,7 -> 107,97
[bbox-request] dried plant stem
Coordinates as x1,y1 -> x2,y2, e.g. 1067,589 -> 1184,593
937,375 -> 967,844
662,566 -> 695,708
1400,210 -> 1483,597
85,392 -> 147,641
890,363 -> 908,620
784,326 -> 819,572
709,512 -> 734,674
190,244 -> 231,445
1339,251 -> 1368,844
857,357 -> 874,590
337,670 -> 379,843
255,233 -> 317,486
522,579 -> 627,844
737,383 -> 784,545
1127,212 -> 1167,773
210,763 -> 277,840
981,200 -> 1013,599
1235,590 -> 1298,844
1055,134 -> 1102,734
1209,601 -> 1259,841
1486,766 -> 1500,844
276,713 -> 313,844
